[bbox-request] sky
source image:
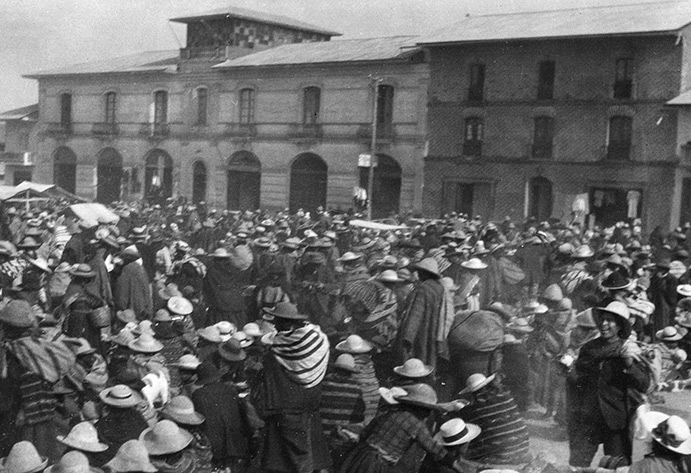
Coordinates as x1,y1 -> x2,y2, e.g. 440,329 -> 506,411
0,0 -> 666,113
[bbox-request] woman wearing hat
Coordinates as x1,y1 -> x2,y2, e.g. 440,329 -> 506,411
140,420 -> 199,473
420,418 -> 482,473
336,334 -> 380,425
566,301 -> 651,467
56,421 -> 108,467
653,326 -> 688,385
114,245 -> 153,320
152,308 -> 190,391
161,396 -> 213,472
95,385 -> 149,464
339,383 -> 464,473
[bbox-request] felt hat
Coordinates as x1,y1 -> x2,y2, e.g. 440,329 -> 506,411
601,272 -> 632,290
197,326 -> 223,343
656,326 -> 685,342
212,248 -> 231,258
57,422 -> 108,453
333,353 -> 359,373
414,258 -> 441,277
393,358 -> 434,378
377,269 -> 401,283
110,329 -> 136,347
158,283 -> 182,301
28,257 -> 52,273
472,241 -> 489,255
648,414 -> 691,455
153,309 -> 172,322
435,418 -> 481,446
541,283 -> 563,302
677,310 -> 691,329
677,284 -> 691,298
572,245 -> 595,259
133,320 -> 155,337
575,308 -> 597,328
69,264 -> 96,278
460,258 -> 488,270
231,331 -> 253,348
460,373 -> 496,394
45,450 -> 103,473
594,301 -> 632,338
17,236 -> 41,249
105,440 -> 156,473
397,383 -> 440,410
336,334 -> 374,354
0,441 -> 48,473
243,322 -> 264,338
506,318 -> 534,333
172,354 -> 201,371
128,333 -> 164,354
219,339 -> 247,362
196,361 -> 222,385
214,321 -> 236,341
139,419 -> 193,456
120,245 -> 141,259
379,386 -> 407,405
167,296 -> 193,316
73,338 -> 97,356
162,396 -> 205,426
116,309 -> 137,325
99,384 -> 142,408
263,302 -> 308,320
0,299 -> 36,328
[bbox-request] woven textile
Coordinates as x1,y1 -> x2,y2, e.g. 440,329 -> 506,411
271,323 -> 330,388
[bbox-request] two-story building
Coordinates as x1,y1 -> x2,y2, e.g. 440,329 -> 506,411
419,1 -> 691,230
22,6 -> 429,216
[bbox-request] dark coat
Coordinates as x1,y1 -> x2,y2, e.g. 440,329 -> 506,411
114,261 -> 152,318
95,407 -> 148,464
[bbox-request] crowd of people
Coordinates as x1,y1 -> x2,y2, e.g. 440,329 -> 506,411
0,198 -> 690,473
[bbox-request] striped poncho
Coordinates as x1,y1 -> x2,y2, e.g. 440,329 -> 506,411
270,323 -> 330,388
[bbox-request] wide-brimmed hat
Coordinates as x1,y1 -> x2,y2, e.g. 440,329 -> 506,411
460,258 -> 488,270
0,240 -> 17,257
45,450 -> 103,473
133,319 -> 155,336
140,419 -> 193,456
129,226 -> 148,241
17,236 -> 41,249
523,301 -> 548,315
211,247 -> 231,258
0,299 -> 35,328
231,331 -> 253,348
167,296 -> 193,316
414,258 -> 441,278
162,396 -> 205,426
460,373 -> 496,394
116,309 -> 137,325
647,413 -> 691,455
197,326 -> 223,343
435,418 -> 481,446
214,321 -> 236,341
153,309 -> 172,323
377,269 -> 401,283
656,326 -> 685,342
397,383 -> 440,410
572,245 -> 595,259
172,354 -> 201,371
28,257 -> 52,273
158,283 -> 182,301
506,318 -> 534,333
472,241 -> 489,255
393,358 -> 434,378
219,339 -> 247,362
575,309 -> 597,328
336,334 -> 373,354
594,301 -> 632,338
243,322 -> 264,338
57,421 -> 108,453
128,333 -> 163,353
110,329 -> 136,347
69,264 -> 96,278
196,361 -> 222,385
678,284 -> 691,298
264,302 -> 308,320
379,386 -> 407,405
99,384 -> 142,408
0,441 -> 48,473
105,440 -> 156,473
333,353 -> 359,373
541,283 -> 564,302
601,271 -> 632,290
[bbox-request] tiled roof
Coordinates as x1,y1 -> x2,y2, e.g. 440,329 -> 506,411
24,50 -> 179,78
420,1 -> 691,45
214,35 -> 420,68
170,5 -> 341,36
0,104 -> 38,121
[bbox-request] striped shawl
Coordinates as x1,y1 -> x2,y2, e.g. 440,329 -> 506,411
270,323 -> 330,388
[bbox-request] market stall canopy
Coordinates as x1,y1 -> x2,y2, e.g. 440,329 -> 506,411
0,181 -> 87,204
349,219 -> 408,231
67,203 -> 119,228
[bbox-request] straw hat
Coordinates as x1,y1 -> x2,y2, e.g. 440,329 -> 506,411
99,384 -> 142,408
333,353 -> 360,373
263,302 -> 308,320
393,358 -> 434,378
243,322 -> 264,338
231,331 -> 253,348
214,321 -> 236,341
594,301 -> 632,338
105,440 -> 156,473
678,284 -> 691,298
110,329 -> 136,347
461,258 -> 488,270
379,386 -> 407,405
656,326 -> 685,342
0,441 -> 48,473
572,245 -> 594,259
435,418 -> 481,446
133,320 -> 155,337
69,264 -> 96,278
460,373 -> 496,394
377,269 -> 401,283
212,248 -> 231,258
648,414 -> 691,455
57,421 -> 108,453
116,309 -> 137,325
167,296 -> 193,316
0,299 -> 36,328
158,283 -> 182,301
506,318 -> 534,333
153,309 -> 172,322
197,326 -> 223,343
336,334 -> 374,354
128,333 -> 164,353
414,258 -> 441,277
162,396 -> 205,426
219,339 -> 247,362
140,419 -> 193,456
397,383 -> 440,410
45,450 -> 103,473
172,354 -> 201,371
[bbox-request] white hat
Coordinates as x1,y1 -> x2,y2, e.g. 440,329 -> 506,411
460,373 -> 496,394
434,418 -> 481,446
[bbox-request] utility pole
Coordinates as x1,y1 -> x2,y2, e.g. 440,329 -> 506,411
367,77 -> 382,220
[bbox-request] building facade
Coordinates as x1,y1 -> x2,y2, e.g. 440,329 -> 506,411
22,7 -> 428,217
420,2 -> 691,231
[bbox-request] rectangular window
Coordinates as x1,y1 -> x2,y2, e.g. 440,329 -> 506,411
532,116 -> 554,159
154,91 -> 168,123
60,93 -> 72,127
463,117 -> 483,156
537,60 -> 555,100
105,92 -> 116,124
614,58 -> 633,99
468,64 -> 485,103
196,88 -> 208,126
376,84 -> 394,126
303,87 -> 321,125
239,88 -> 255,124
607,116 -> 632,160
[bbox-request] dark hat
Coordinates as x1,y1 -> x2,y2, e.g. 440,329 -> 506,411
601,271 -> 632,290
264,302 -> 308,320
219,339 -> 247,362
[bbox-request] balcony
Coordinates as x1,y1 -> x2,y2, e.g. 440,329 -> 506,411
356,123 -> 395,142
43,122 -> 72,137
91,122 -> 119,137
139,122 -> 169,140
288,123 -> 323,140
223,123 -> 257,138
604,143 -> 632,161
531,143 -> 554,160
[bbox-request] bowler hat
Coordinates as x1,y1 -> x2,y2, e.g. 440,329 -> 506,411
435,418 -> 481,446
393,358 -> 433,378
460,373 -> 496,394
263,302 -> 308,320
99,384 -> 142,408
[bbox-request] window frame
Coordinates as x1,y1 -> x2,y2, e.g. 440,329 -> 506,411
104,91 -> 117,124
467,63 -> 486,103
607,115 -> 633,160
376,84 -> 395,127
196,87 -> 208,126
302,86 -> 321,126
60,93 -> 72,127
614,57 -> 634,99
532,116 -> 554,159
537,60 -> 555,100
153,90 -> 168,124
239,88 -> 255,125
463,117 -> 484,156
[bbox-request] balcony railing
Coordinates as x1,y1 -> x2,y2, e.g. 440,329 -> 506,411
91,122 -> 119,136
531,142 -> 554,160
223,123 -> 257,138
139,122 -> 169,139
288,123 -> 323,139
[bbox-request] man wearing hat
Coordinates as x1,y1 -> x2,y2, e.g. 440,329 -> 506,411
63,264 -> 106,353
96,385 -> 149,464
396,258 -> 445,372
114,245 -> 152,320
203,246 -> 253,327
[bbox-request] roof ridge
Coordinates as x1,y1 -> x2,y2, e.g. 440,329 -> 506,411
466,0 -> 690,19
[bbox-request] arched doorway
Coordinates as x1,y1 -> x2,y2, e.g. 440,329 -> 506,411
96,148 -> 123,204
144,149 -> 173,202
227,151 -> 261,210
290,153 -> 327,213
529,176 -> 553,222
359,154 -> 401,218
192,161 -> 207,204
53,147 -> 77,194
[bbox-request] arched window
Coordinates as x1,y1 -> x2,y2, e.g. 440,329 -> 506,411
53,147 -> 77,194
303,86 -> 321,125
97,148 -> 123,204
192,161 -> 207,204
227,151 -> 261,210
289,153 -> 327,213
144,149 -> 173,200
